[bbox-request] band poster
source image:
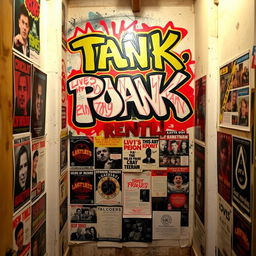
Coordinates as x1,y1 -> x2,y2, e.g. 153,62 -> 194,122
232,136 -> 251,217
70,169 -> 94,204
97,206 -> 122,241
70,205 -> 97,223
123,171 -> 151,218
13,0 -> 40,63
217,195 -> 232,256
70,223 -> 97,242
13,134 -> 31,212
141,137 -> 159,169
31,221 -> 46,256
217,132 -> 232,205
153,211 -> 181,240
123,138 -> 142,172
95,170 -> 122,205
13,204 -> 31,256
31,137 -> 46,200
59,172 -> 68,233
219,52 -> 250,131
13,54 -> 32,134
195,75 -> 206,142
70,136 -> 94,167
159,132 -> 189,168
94,137 -> 122,170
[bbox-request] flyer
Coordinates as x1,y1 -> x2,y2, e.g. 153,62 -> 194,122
70,169 -> 94,204
123,171 -> 151,218
94,137 -> 122,169
13,204 -> 31,256
31,137 -> 46,201
151,170 -> 167,197
31,221 -> 46,256
13,54 -> 32,134
97,206 -> 122,241
70,205 -> 97,223
13,134 -> 31,213
70,136 -> 94,167
95,170 -> 122,205
60,131 -> 68,174
70,223 -> 97,242
153,211 -> 181,240
232,136 -> 251,217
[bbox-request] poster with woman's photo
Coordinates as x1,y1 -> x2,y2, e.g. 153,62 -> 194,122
13,54 -> 32,134
13,0 -> 40,63
217,132 -> 232,205
123,171 -> 151,218
70,169 -> 94,204
70,205 -> 97,223
70,223 -> 97,242
13,134 -> 31,213
123,218 -> 152,242
219,52 -> 250,131
232,137 -> 251,217
13,204 -> 31,256
97,206 -> 122,241
31,67 -> 47,138
94,137 -> 122,169
95,170 -> 122,205
70,136 -> 93,167
31,137 -> 45,201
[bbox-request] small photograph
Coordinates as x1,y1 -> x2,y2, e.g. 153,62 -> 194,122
140,189 -> 150,202
95,147 -> 122,169
238,97 -> 249,126
167,172 -> 189,193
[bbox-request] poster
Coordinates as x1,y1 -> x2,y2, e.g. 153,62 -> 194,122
123,171 -> 151,218
151,170 -> 167,198
61,54 -> 67,129
31,67 -> 47,138
141,138 -> 159,169
59,223 -> 68,256
70,223 -> 97,242
13,0 -> 40,63
70,169 -> 94,204
13,54 -> 32,134
70,136 -> 93,167
217,195 -> 232,256
70,205 -> 97,223
232,136 -> 251,217
59,172 -> 68,233
123,138 -> 142,172
97,206 -> 122,241
194,143 -> 205,224
31,222 -> 46,256
13,204 -> 31,256
219,53 -> 250,131
94,137 -> 122,169
217,132 -> 232,205
153,211 -> 181,240
233,208 -> 251,256
13,134 -> 31,213
31,137 -> 45,200
95,170 -> 122,205
60,131 -> 68,174
195,75 -> 206,142
159,132 -> 189,168
123,218 -> 152,242
193,212 -> 206,256
31,193 -> 46,236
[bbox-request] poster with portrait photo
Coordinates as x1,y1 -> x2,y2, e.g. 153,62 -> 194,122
13,0 -> 40,63
219,52 -> 250,131
95,170 -> 122,205
232,136 -> 251,217
13,134 -> 31,213
31,137 -> 45,201
159,132 -> 189,168
97,206 -> 122,241
70,169 -> 94,204
94,137 -> 122,170
13,54 -> 32,134
123,218 -> 152,242
12,204 -> 31,256
217,132 -> 232,205
70,136 -> 93,167
70,223 -> 97,242
31,67 -> 47,138
70,205 -> 97,223
140,137 -> 158,169
233,208 -> 251,256
195,76 -> 206,142
60,131 -> 68,174
31,221 -> 46,256
194,143 -> 205,224
123,171 -> 151,218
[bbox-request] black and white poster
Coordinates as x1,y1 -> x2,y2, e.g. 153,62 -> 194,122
70,205 -> 97,223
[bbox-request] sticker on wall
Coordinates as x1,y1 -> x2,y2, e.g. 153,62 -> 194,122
67,21 -> 195,136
